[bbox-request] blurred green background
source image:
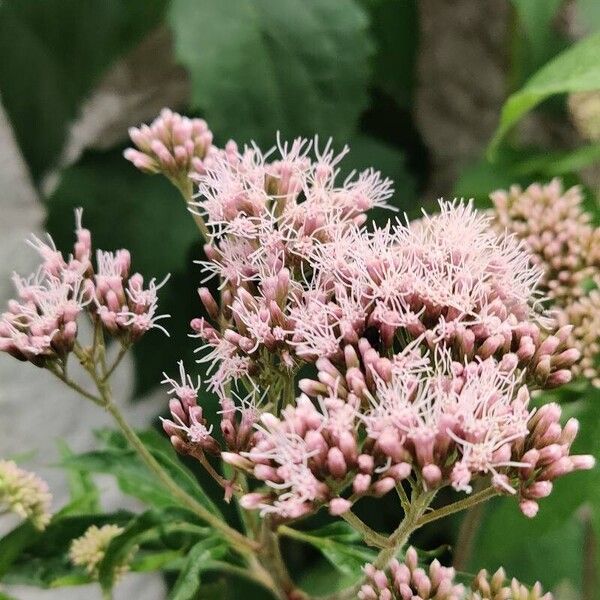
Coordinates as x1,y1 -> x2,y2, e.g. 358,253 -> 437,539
1,0 -> 600,598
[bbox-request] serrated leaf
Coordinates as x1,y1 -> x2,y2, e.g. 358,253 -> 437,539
488,31 -> 600,158
0,0 -> 167,182
169,0 -> 372,147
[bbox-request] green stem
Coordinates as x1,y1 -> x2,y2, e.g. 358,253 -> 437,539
416,486 -> 497,529
103,398 -> 258,553
101,343 -> 129,382
373,490 -> 436,569
340,511 -> 389,549
259,518 -> 305,600
68,340 -> 259,555
174,177 -> 211,241
48,367 -> 103,406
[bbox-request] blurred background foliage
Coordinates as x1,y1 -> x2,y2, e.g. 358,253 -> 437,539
1,0 -> 600,598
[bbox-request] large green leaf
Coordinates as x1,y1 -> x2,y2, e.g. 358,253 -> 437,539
169,0 -> 373,147
0,0 -> 167,182
46,148 -> 201,395
488,32 -> 600,157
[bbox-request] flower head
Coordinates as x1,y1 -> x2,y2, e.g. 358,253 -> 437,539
69,524 -> 133,579
124,108 -> 215,179
0,460 -> 51,530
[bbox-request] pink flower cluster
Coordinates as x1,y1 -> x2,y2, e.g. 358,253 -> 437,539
221,339 -> 592,518
192,182 -> 579,395
359,547 -> 552,600
123,119 -> 592,521
0,210 -> 169,366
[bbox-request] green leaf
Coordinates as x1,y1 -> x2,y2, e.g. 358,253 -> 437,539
62,429 -> 221,516
98,507 -> 210,592
169,0 -> 373,147
0,521 -> 39,579
170,538 -> 227,600
46,148 -> 201,396
488,31 -> 600,158
56,441 -> 100,516
281,522 -> 376,576
511,0 -> 566,84
359,0 -> 418,107
0,0 -> 167,182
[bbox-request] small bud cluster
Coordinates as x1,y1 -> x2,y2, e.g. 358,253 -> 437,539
124,108 -> 216,179
0,210 -> 169,367
359,548 -> 552,600
69,524 -> 133,579
491,179 -> 600,385
359,547 -> 463,600
471,567 -> 552,600
557,289 -> 600,387
0,460 -> 52,530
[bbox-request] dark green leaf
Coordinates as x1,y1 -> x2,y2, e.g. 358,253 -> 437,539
0,0 -> 167,182
62,430 -> 220,516
169,0 -> 373,147
359,0 -> 418,107
0,521 -> 39,579
488,31 -> 600,157
98,508 -> 210,592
